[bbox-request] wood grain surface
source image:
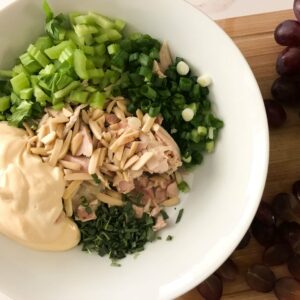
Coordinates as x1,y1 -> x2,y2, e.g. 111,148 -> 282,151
179,9 -> 299,300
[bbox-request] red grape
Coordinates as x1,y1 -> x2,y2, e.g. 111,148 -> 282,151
255,201 -> 276,226
263,243 -> 292,266
246,264 -> 275,292
275,20 -> 300,47
288,255 -> 300,281
216,259 -> 238,281
292,180 -> 300,202
197,274 -> 223,300
251,219 -> 276,247
294,0 -> 300,21
276,47 -> 300,76
274,277 -> 300,300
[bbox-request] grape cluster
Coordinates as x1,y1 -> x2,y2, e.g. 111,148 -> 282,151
272,0 -> 300,108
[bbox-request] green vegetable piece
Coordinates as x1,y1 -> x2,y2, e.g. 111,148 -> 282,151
27,44 -> 50,67
39,64 -> 56,76
87,68 -> 104,79
190,129 -> 201,143
89,92 -> 105,109
74,24 -> 99,37
166,235 -> 173,241
177,181 -> 190,193
0,96 -> 10,112
161,210 -> 169,220
94,44 -> 106,56
107,43 -> 120,55
58,47 -> 74,64
69,90 -> 89,104
19,53 -> 41,74
114,19 -> 126,31
45,40 -> 76,59
179,77 -> 193,92
176,208 -> 184,224
81,45 -> 95,56
74,49 -> 89,80
0,70 -> 13,78
88,12 -> 114,29
138,53 -> 151,67
20,88 -> 33,100
42,0 -> 53,22
206,141 -> 215,153
8,101 -> 32,126
54,81 -> 81,99
12,64 -> 27,76
91,174 -> 101,184
197,126 -> 207,136
34,86 -> 50,106
140,85 -> 157,100
34,36 -> 53,51
10,72 -> 30,95
52,102 -> 64,110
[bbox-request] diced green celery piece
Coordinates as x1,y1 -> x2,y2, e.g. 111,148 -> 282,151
74,49 -> 89,80
94,44 -> 106,56
206,141 -> 215,153
107,29 -> 122,41
52,102 -> 64,110
19,53 -> 42,73
74,14 -> 95,25
34,36 -> 53,50
20,88 -> 33,100
87,68 -> 104,79
34,86 -> 50,106
89,91 -> 105,109
114,19 -> 126,31
45,40 -> 76,59
0,114 -> 6,121
88,12 -> 114,29
0,96 -> 10,112
8,101 -> 32,126
39,64 -> 56,76
66,30 -> 84,46
107,43 -> 120,55
58,47 -> 74,64
54,81 -> 80,99
10,72 -> 30,95
55,74 -> 73,90
95,33 -> 109,44
69,12 -> 81,25
81,45 -> 95,56
0,70 -> 13,78
12,64 -> 27,76
86,57 -> 96,69
38,80 -> 52,92
85,86 -> 97,93
42,0 -> 54,22
27,44 -> 50,67
74,24 -> 99,37
69,90 -> 89,104
30,75 -> 39,88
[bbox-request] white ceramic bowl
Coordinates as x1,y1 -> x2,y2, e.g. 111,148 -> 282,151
0,0 -> 269,299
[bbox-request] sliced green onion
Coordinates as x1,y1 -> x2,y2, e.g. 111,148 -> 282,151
179,77 -> 193,92
74,49 -> 89,80
139,66 -> 152,81
107,43 -> 120,55
138,53 -> 151,67
197,126 -> 207,136
10,72 -> 30,95
91,173 -> 101,184
177,181 -> 190,193
140,85 -> 157,100
114,19 -> 126,31
160,210 -> 169,220
190,129 -> 201,143
206,141 -> 215,153
148,103 -> 161,117
0,96 -> 11,112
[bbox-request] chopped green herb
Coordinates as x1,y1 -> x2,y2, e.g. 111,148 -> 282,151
166,235 -> 173,241
160,210 -> 169,220
176,208 -> 184,224
91,173 -> 101,184
178,181 -> 190,193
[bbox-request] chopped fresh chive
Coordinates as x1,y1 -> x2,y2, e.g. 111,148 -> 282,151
91,174 -> 101,184
160,210 -> 169,220
166,235 -> 173,241
177,181 -> 190,193
176,208 -> 184,224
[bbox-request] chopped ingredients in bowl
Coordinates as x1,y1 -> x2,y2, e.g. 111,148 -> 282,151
0,1 -> 223,262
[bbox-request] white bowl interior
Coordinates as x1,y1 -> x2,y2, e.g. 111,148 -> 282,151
0,0 -> 268,299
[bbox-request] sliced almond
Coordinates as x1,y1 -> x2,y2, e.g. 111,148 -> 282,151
62,107 -> 73,118
56,123 -> 64,139
88,148 -> 101,174
41,132 -> 56,145
113,106 -> 126,120
136,109 -> 144,122
30,147 -> 48,156
48,139 -> 63,167
104,163 -> 119,172
51,115 -> 69,124
114,145 -> 124,162
131,152 -> 154,171
81,110 -> 89,124
37,125 -> 49,141
28,136 -> 38,145
116,100 -> 127,113
92,109 -> 104,120
23,122 -> 34,137
58,130 -> 73,160
161,197 -> 179,207
60,160 -> 81,171
71,132 -> 83,156
63,198 -> 73,217
106,189 -> 122,200
109,130 -> 139,152
63,180 -> 82,200
106,99 -> 116,113
64,173 -> 92,181
100,138 -> 109,148
142,114 -> 156,133
128,117 -> 141,130
98,148 -> 107,167
128,141 -> 139,158
89,120 -> 102,140
72,119 -> 80,139
64,168 -> 73,175
120,148 -> 130,169
98,115 -> 106,129
123,155 -> 139,170
96,192 -> 123,206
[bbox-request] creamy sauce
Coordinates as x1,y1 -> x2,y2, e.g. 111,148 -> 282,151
0,122 -> 80,251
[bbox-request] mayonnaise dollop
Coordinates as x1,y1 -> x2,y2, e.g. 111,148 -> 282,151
0,122 -> 80,251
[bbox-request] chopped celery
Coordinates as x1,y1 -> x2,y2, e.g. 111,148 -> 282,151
12,64 -> 27,76
58,47 -> 74,64
0,70 -> 13,78
34,36 -> 53,50
89,91 -> 105,109
45,40 -> 76,59
54,81 -> 81,99
74,24 -> 99,37
114,19 -> 126,31
10,73 -> 30,95
7,101 -> 32,126
27,44 -> 50,67
107,43 -> 120,55
69,90 -> 89,104
0,96 -> 10,112
74,14 -> 95,25
81,45 -> 95,56
20,88 -> 33,100
19,53 -> 42,73
88,68 -> 104,79
42,0 -> 54,22
34,86 -> 50,105
74,49 -> 89,80
88,12 -> 114,29
39,64 -> 56,76
94,44 -> 106,56
52,102 -> 64,110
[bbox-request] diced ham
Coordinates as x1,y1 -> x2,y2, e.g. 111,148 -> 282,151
63,155 -> 89,172
153,215 -> 167,231
166,181 -> 179,198
76,205 -> 97,222
118,180 -> 135,193
155,187 -> 167,203
76,125 -> 93,157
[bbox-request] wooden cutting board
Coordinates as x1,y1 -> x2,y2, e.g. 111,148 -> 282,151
179,9 -> 300,300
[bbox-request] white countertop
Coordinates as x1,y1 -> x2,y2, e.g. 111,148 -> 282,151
187,0 -> 293,20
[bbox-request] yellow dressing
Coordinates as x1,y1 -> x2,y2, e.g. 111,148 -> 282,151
0,122 -> 80,251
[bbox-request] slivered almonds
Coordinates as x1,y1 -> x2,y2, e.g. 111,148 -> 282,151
56,123 -> 64,139
96,192 -> 123,206
30,147 -> 48,156
63,198 -> 73,217
48,139 -> 63,167
98,148 -> 107,167
60,160 -> 81,171
64,173 -> 92,181
41,132 -> 56,145
58,130 -> 72,159
116,100 -> 127,113
106,189 -> 122,200
131,152 -> 154,171
71,132 -> 83,156
23,122 -> 34,137
106,99 -> 116,113
51,115 -> 69,124
128,141 -> 139,158
142,114 -> 156,133
63,180 -> 82,200
136,109 -> 143,121
88,148 -> 101,174
109,130 -> 139,152
89,120 -> 102,140
62,107 -> 73,118
123,155 -> 139,170
161,197 -> 179,207
120,148 -> 130,169
104,163 -> 119,172
72,119 -> 80,139
114,145 -> 124,162
81,110 -> 89,124
113,106 -> 125,120
92,109 -> 103,120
